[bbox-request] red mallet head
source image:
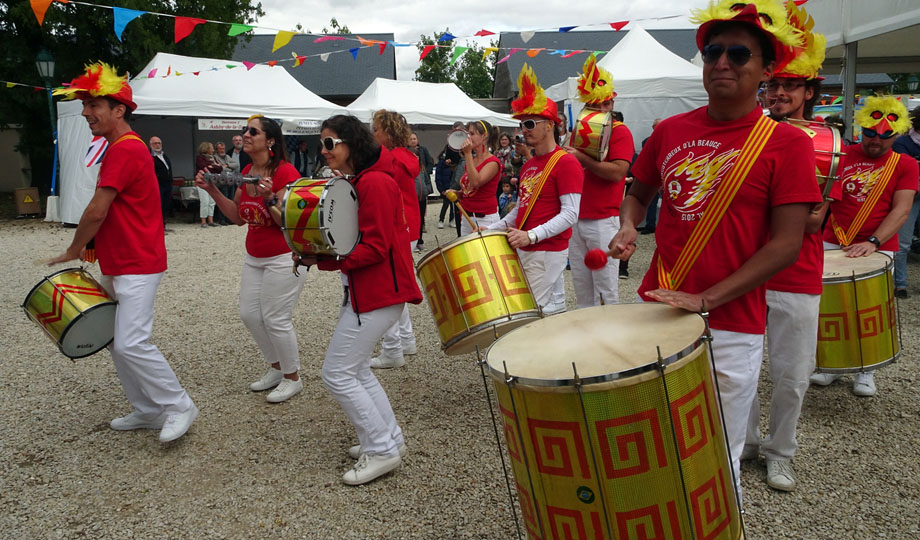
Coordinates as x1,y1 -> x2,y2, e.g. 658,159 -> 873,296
584,249 -> 608,270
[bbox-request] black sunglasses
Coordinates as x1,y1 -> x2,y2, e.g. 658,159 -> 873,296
766,80 -> 806,92
519,119 -> 548,131
242,126 -> 262,137
701,44 -> 761,66
322,136 -> 345,151
862,128 -> 896,140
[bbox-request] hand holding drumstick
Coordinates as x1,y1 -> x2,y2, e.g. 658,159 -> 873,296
444,190 -> 478,232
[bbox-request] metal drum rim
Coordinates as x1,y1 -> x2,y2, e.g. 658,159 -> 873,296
415,230 -> 510,270
442,310 -> 543,353
56,302 -> 117,359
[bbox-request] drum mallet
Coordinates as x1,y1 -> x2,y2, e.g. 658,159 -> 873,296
585,245 -> 636,270
445,191 -> 478,231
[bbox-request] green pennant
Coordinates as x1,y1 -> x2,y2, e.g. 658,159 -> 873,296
450,46 -> 469,66
228,24 -> 253,36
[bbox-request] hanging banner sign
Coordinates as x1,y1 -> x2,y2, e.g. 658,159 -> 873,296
198,118 -> 248,131
280,119 -> 322,136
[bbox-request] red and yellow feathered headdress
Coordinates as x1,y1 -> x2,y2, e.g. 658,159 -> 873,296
776,1 -> 826,80
855,96 -> 911,135
576,54 -> 616,105
511,63 -> 559,124
53,62 -> 136,111
691,0 -> 805,73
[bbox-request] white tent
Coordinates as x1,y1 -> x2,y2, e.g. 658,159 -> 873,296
346,78 -> 518,127
545,26 -> 708,152
56,53 -> 346,224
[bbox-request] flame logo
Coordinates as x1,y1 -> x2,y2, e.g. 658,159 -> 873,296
844,166 -> 883,200
664,148 -> 740,214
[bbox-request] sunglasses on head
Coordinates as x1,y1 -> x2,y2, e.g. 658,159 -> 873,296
862,128 -> 896,140
766,80 -> 805,92
322,137 -> 344,151
242,126 -> 262,137
519,119 -> 548,131
701,44 -> 760,66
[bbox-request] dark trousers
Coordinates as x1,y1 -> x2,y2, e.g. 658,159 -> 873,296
418,197 -> 427,245
214,185 -> 235,223
439,196 -> 453,222
159,183 -> 173,224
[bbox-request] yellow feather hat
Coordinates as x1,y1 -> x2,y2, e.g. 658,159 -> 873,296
53,62 -> 136,111
511,63 -> 559,124
776,1 -> 826,80
576,54 -> 616,105
855,96 -> 911,135
691,0 -> 804,72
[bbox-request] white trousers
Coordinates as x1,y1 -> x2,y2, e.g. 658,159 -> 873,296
518,249 -> 569,309
460,211 -> 500,236
569,216 -> 621,307
746,290 -> 819,461
322,303 -> 405,457
100,273 -> 193,417
197,187 -> 215,219
239,253 -> 307,375
381,242 -> 417,355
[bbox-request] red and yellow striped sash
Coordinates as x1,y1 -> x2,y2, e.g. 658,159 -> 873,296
518,148 -> 567,229
657,114 -> 777,291
830,151 -> 901,247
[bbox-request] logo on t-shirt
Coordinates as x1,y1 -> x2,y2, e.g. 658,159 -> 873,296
517,163 -> 542,211
662,143 -> 740,220
240,200 -> 271,227
841,163 -> 883,202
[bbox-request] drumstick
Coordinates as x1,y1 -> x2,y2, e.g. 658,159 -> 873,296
445,191 -> 477,231
584,249 -> 610,270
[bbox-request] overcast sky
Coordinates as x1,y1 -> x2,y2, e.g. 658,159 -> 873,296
255,0 -> 711,80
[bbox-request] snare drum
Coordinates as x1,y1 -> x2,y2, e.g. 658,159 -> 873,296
447,128 -> 469,152
816,251 -> 899,373
569,107 -> 612,161
416,231 -> 540,355
23,268 -> 117,359
787,119 -> 844,199
487,304 -> 741,540
281,177 -> 359,257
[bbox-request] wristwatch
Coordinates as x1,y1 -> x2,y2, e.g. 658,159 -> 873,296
867,236 -> 881,249
527,230 -> 538,245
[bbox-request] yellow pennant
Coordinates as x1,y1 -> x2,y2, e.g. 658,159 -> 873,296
273,30 -> 295,52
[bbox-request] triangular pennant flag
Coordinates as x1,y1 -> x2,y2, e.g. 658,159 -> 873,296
314,36 -> 345,43
175,17 -> 206,44
474,29 -> 494,37
497,48 -> 522,64
267,60 -> 278,67
561,51 -> 581,58
349,47 -> 360,60
175,71 -> 183,76
147,68 -> 158,78
357,36 -> 382,47
439,33 -> 456,42
113,7 -> 146,42
526,48 -> 544,58
272,30 -> 295,52
226,64 -> 237,69
378,42 -> 387,55
30,0 -> 53,25
319,53 -> 330,62
420,45 -> 436,60
228,23 -> 253,37
293,55 -> 305,67
193,71 -> 200,76
389,41 -> 411,47
520,31 -> 535,44
593,51 -> 605,57
450,46 -> 469,66
549,50 -> 565,56
6,82 -> 15,88
482,47 -> 498,61
34,87 -> 43,92
610,21 -> 628,31
242,61 -> 256,71
559,26 -> 576,33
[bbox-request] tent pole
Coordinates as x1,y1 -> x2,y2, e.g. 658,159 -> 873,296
842,41 -> 858,142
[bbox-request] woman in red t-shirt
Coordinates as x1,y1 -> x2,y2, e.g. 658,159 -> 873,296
195,115 -> 307,404
447,120 -> 502,236
195,142 -> 223,228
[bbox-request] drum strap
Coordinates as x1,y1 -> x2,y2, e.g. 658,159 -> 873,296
518,148 -> 567,230
111,133 -> 143,147
830,151 -> 901,247
657,115 -> 777,291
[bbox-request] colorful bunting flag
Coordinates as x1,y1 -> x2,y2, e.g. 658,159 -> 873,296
113,7 -> 145,42
450,46 -> 469,66
147,68 -> 158,78
30,0 -> 54,25
526,48 -> 544,58
549,50 -> 565,56
314,36 -> 345,43
241,61 -> 256,71
439,33 -> 456,42
520,31 -> 535,44
319,53 -> 330,62
497,48 -> 522,64
267,60 -> 278,67
175,17 -> 206,44
562,51 -> 582,58
228,23 -> 253,36
349,47 -> 360,60
293,55 -> 305,67
378,42 -> 387,55
6,82 -> 16,88
610,21 -> 628,31
357,36 -> 383,47
559,26 -> 576,32
474,29 -> 494,37
482,47 -> 498,61
420,45 -> 436,60
272,30 -> 295,52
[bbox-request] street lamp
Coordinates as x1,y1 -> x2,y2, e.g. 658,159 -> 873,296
907,74 -> 919,93
35,47 -> 58,197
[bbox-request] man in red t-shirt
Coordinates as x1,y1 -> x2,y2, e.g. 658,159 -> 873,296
49,63 -> 197,443
812,95 -> 919,396
608,1 -> 818,501
488,64 -> 584,309
564,55 -> 634,308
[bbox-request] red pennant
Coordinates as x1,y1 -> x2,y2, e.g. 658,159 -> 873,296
474,29 -> 494,37
609,21 -> 628,31
267,60 -> 278,67
378,42 -> 387,55
175,17 -> 206,43
420,45 -> 436,60
193,71 -> 200,76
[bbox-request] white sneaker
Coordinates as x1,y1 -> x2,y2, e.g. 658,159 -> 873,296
348,442 -> 408,460
437,221 -> 445,229
809,372 -> 842,386
250,368 -> 283,391
266,377 -> 303,403
766,459 -> 796,492
852,372 -> 877,397
159,403 -> 199,442
111,410 -> 165,431
342,453 -> 401,485
542,302 -> 567,315
401,339 -> 417,356
370,351 -> 405,369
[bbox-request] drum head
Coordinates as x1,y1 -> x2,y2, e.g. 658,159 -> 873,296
59,303 -> 116,359
823,250 -> 891,282
447,129 -> 469,151
319,177 -> 360,256
487,303 -> 704,384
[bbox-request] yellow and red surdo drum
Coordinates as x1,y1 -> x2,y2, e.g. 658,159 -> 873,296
786,118 -> 843,198
281,177 -> 359,257
817,251 -> 899,373
416,231 -> 540,356
23,268 -> 117,359
487,304 -> 741,540
569,107 -> 612,161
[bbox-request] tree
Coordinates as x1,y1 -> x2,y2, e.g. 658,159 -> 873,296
321,17 -> 350,34
414,30 -> 455,84
454,40 -> 497,99
0,0 -> 264,195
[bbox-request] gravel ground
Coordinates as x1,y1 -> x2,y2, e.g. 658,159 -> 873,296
2,205 -> 918,540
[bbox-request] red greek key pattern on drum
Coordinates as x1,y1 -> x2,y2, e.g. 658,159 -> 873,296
452,261 -> 495,310
490,253 -> 530,296
595,409 -> 668,479
517,482 -> 544,540
670,382 -> 716,460
292,183 -> 321,246
689,470 -> 732,540
614,501 -> 684,540
817,312 -> 850,341
499,404 -> 523,463
857,305 -> 883,338
528,419 -> 591,479
35,284 -> 108,326
423,273 -> 460,326
546,506 -> 603,540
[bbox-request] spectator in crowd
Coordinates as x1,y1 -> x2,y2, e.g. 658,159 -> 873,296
149,136 -> 173,228
195,142 -> 223,228
212,142 -> 239,225
410,132 -> 434,251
